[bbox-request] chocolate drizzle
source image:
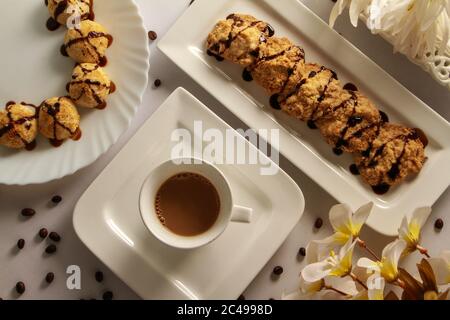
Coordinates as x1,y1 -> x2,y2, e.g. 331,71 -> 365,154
308,67 -> 338,124
242,69 -> 253,82
372,183 -> 390,195
53,0 -> 69,24
61,28 -> 113,66
46,0 -> 95,31
357,128 -> 423,195
41,98 -> 79,147
206,50 -> 224,61
349,164 -> 360,175
343,83 -> 358,91
207,14 -> 274,61
68,64 -> 113,109
272,66 -> 326,110
332,93 -> 358,155
269,94 -> 281,110
46,17 -> 60,31
0,102 -> 38,150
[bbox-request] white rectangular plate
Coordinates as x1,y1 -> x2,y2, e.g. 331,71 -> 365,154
158,0 -> 450,236
73,88 -> 305,299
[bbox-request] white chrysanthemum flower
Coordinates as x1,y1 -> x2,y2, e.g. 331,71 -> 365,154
329,0 -> 450,62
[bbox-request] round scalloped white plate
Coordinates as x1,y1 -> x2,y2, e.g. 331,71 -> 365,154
0,0 -> 149,185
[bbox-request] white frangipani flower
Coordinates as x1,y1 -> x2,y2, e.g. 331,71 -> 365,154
398,206 -> 431,256
306,203 -> 373,263
358,239 -> 407,283
329,0 -> 450,62
329,0 -> 351,28
283,274 -> 358,300
367,272 -> 386,300
302,238 -> 356,283
428,250 -> 450,285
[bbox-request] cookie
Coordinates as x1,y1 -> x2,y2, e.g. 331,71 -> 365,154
353,123 -> 427,191
206,13 -> 274,67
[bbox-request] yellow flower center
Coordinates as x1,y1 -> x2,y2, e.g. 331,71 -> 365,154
405,221 -> 420,245
424,291 -> 438,300
377,258 -> 398,283
328,249 -> 352,278
336,221 -> 362,239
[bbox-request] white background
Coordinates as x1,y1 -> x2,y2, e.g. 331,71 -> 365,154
0,0 -> 448,300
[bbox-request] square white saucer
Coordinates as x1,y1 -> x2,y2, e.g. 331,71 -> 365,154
73,88 -> 305,299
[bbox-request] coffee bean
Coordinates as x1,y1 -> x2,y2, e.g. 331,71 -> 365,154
148,30 -> 157,41
51,195 -> 62,204
95,271 -> 104,283
189,0 -> 195,6
435,218 -> 444,230
102,291 -> 113,300
298,247 -> 306,257
154,79 -> 162,87
314,218 -> 323,229
45,272 -> 55,284
273,266 -> 283,276
15,282 -> 25,295
49,232 -> 61,242
45,244 -> 57,254
237,294 -> 245,300
21,208 -> 36,217
39,228 -> 48,239
17,239 -> 25,250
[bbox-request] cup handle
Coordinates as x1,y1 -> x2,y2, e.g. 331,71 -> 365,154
230,205 -> 253,223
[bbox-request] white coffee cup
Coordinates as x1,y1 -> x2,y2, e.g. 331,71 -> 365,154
139,157 -> 253,249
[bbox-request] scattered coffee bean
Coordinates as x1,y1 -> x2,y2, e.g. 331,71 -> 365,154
45,272 -> 55,284
189,0 -> 195,6
237,294 -> 245,301
148,30 -> 158,41
51,195 -> 62,204
21,208 -> 36,217
45,244 -> 57,254
102,291 -> 113,300
435,218 -> 444,230
298,247 -> 306,257
49,232 -> 61,242
17,239 -> 25,250
39,228 -> 48,239
95,271 -> 104,283
15,282 -> 25,295
273,266 -> 283,276
314,218 -> 323,229
154,79 -> 162,87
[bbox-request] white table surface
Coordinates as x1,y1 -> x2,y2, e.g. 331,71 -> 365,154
0,0 -> 448,300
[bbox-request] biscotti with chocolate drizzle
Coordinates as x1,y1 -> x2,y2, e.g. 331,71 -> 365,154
206,13 -> 427,195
